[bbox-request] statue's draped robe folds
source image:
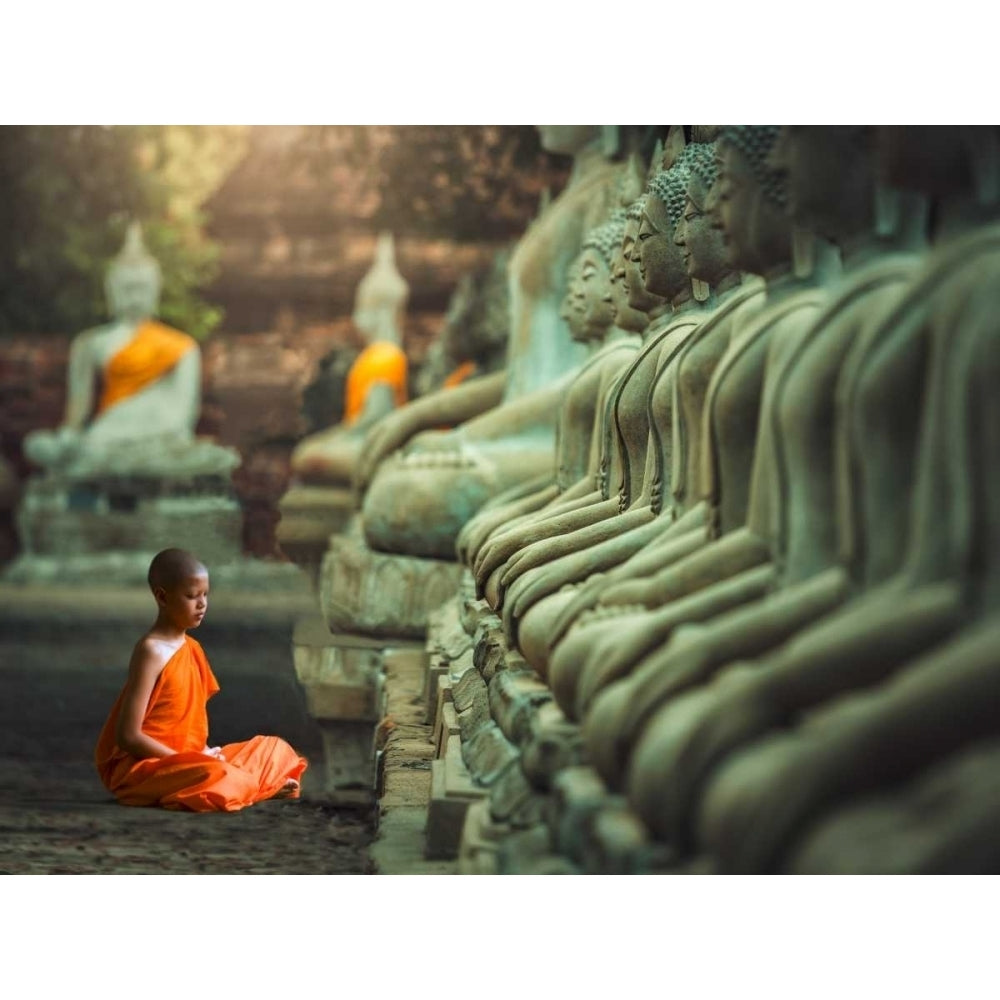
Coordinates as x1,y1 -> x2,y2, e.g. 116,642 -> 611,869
97,320 -> 196,415
95,637 -> 307,812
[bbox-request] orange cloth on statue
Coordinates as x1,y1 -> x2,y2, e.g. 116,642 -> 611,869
95,636 -> 307,812
343,342 -> 409,425
442,360 -> 478,389
96,320 -> 196,415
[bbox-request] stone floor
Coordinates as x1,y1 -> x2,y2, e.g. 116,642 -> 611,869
0,576 -> 376,875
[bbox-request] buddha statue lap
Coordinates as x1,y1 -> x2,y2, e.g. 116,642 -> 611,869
686,127 -> 1000,872
355,127 -> 630,561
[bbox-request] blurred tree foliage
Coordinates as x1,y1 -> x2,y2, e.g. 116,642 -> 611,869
293,126 -> 568,240
0,125 -> 248,338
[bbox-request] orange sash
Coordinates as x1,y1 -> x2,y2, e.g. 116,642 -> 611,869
442,360 -> 478,389
344,342 -> 409,424
96,320 -> 196,415
95,636 -> 307,812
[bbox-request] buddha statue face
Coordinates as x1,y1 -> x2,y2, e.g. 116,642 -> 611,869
611,237 -> 651,333
674,178 -> 729,284
637,192 -> 688,300
104,222 -> 162,323
622,211 -> 666,313
105,263 -> 161,323
536,125 -> 602,156
577,248 -> 617,340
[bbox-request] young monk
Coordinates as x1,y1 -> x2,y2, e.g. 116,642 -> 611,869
95,547 -> 307,811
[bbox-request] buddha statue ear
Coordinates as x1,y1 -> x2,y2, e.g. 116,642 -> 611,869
692,278 -> 711,302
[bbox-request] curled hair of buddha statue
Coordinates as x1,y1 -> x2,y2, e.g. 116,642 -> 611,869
719,126 -> 789,209
646,162 -> 694,230
583,208 -> 630,270
682,140 -> 722,208
626,195 -> 647,223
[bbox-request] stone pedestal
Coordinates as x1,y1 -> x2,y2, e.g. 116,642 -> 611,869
320,518 -> 465,639
7,438 -> 245,583
292,614 -> 425,807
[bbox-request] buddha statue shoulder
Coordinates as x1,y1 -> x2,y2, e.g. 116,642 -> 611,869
22,222 -> 226,478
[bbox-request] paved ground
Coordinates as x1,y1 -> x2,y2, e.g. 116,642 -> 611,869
0,582 -> 376,875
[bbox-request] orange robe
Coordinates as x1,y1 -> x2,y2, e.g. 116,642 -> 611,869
95,636 -> 307,812
97,320 -> 196,415
343,342 -> 409,424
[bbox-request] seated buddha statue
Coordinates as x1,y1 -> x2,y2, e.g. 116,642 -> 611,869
678,125 -> 1000,873
355,126 -> 632,561
288,232 -> 410,487
455,211 -> 646,571
498,140 -> 776,673
23,222 -> 204,475
470,142 -> 720,623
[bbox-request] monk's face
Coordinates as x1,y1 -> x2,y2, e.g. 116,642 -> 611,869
156,572 -> 210,630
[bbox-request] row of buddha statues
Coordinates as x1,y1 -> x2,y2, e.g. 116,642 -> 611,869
329,125 -> 1000,873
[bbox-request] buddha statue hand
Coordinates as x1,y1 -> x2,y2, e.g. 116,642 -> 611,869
353,409 -> 415,495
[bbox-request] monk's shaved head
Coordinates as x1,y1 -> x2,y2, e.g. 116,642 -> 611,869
148,548 -> 208,592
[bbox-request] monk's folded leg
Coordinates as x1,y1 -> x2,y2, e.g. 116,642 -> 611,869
221,735 -> 308,802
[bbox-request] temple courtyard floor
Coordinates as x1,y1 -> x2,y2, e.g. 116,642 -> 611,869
0,576 -> 384,875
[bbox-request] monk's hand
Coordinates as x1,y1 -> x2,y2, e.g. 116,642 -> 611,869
203,745 -> 226,761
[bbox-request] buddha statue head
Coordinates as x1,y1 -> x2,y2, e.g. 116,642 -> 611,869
768,126 -> 877,242
637,160 -> 694,301
622,196 -> 667,315
674,141 -> 733,288
105,222 -> 162,324
580,208 -> 640,337
352,231 -> 409,345
608,212 -> 652,334
715,125 -> 792,274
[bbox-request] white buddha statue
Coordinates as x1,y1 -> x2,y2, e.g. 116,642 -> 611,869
23,222 -> 221,477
